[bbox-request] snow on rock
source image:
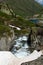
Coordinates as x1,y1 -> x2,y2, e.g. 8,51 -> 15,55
9,24 -> 15,28
0,50 -> 42,65
0,51 -> 21,65
16,27 -> 21,30
9,25 -> 21,30
20,50 -> 42,64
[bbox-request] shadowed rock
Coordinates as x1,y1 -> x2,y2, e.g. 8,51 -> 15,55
27,29 -> 32,47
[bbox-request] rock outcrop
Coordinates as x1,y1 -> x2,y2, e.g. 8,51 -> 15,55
29,27 -> 43,51
0,30 -> 15,51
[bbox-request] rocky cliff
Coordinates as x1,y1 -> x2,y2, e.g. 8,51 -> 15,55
0,30 -> 15,51
29,27 -> 43,51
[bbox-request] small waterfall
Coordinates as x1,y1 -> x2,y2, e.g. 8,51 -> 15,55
11,36 -> 30,58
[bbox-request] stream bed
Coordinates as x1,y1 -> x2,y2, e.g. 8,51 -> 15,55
11,36 -> 31,58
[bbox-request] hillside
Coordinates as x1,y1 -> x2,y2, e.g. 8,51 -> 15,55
0,0 -> 43,36
0,10 -> 36,36
4,0 -> 43,18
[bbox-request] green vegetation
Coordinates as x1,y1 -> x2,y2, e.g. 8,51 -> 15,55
5,0 -> 43,18
0,11 -> 36,36
0,25 -> 11,37
0,0 -> 43,36
11,16 -> 35,27
0,11 -> 12,37
0,11 -> 12,20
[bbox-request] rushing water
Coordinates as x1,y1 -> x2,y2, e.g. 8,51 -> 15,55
11,36 -> 30,58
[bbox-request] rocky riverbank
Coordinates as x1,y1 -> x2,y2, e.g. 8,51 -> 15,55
28,27 -> 43,51
21,27 -> 43,65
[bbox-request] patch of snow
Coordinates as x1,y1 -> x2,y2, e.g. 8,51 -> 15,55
0,51 -> 16,65
9,25 -> 21,30
16,27 -> 21,30
9,25 -> 15,28
0,50 -> 42,65
20,50 -> 42,64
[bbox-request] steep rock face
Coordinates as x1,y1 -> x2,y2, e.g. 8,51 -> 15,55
28,27 -> 43,51
0,36 -> 14,51
0,30 -> 15,51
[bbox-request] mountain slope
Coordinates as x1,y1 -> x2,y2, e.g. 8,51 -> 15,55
4,0 -> 43,18
35,0 -> 43,5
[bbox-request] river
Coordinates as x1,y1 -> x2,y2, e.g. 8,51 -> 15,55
11,36 -> 31,58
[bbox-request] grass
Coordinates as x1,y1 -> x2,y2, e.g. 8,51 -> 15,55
0,11 -> 12,20
5,0 -> 43,18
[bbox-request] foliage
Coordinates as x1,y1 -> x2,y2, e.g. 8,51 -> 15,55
0,11 -> 12,20
0,25 -> 11,37
5,0 -> 43,18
